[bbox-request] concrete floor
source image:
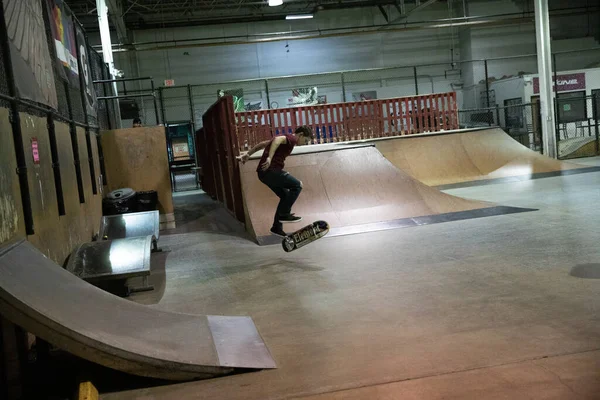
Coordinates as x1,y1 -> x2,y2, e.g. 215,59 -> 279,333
103,158 -> 600,399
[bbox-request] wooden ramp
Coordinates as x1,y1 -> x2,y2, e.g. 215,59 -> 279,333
374,128 -> 592,187
558,136 -> 599,160
240,146 -> 529,244
0,240 -> 276,381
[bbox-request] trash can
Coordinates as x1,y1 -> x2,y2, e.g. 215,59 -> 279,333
102,188 -> 137,215
137,190 -> 158,212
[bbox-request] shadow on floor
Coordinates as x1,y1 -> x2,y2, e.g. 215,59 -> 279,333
163,191 -> 249,239
570,263 -> 600,279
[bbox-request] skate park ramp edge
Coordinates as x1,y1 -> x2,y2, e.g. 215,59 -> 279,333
558,136 -> 599,160
0,239 -> 276,381
366,127 -> 600,188
240,145 -> 536,245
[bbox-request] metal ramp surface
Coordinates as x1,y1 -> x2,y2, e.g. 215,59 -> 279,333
0,240 -> 276,380
99,210 -> 160,243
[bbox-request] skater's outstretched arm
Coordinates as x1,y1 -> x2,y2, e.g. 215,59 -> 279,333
237,140 -> 270,164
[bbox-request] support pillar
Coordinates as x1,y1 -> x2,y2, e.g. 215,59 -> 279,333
96,0 -> 122,127
534,0 -> 557,158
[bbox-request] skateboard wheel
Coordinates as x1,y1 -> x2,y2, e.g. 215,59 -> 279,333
282,237 -> 295,252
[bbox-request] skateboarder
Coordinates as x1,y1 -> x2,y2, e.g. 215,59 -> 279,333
237,126 -> 314,237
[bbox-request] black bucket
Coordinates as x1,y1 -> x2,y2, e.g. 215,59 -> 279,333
137,190 -> 158,211
102,188 -> 137,215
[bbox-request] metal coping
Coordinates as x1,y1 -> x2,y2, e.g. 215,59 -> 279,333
435,166 -> 600,190
245,127 -> 492,160
246,142 -> 376,160
256,205 -> 537,246
334,127 -> 494,145
0,238 -> 26,257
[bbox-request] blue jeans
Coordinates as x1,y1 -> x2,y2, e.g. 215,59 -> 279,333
258,169 -> 302,230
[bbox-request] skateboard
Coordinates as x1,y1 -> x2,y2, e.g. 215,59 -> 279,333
282,220 -> 330,252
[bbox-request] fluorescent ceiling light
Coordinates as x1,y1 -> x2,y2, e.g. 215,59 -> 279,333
268,0 -> 283,6
286,14 -> 313,20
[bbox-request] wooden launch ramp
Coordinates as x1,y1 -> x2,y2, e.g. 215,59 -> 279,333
240,145 -> 531,245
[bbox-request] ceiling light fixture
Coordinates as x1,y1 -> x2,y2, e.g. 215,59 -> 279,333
286,14 -> 313,20
268,0 -> 283,6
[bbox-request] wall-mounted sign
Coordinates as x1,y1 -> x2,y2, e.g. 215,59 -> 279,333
287,87 -> 318,106
164,79 -> 175,87
31,137 -> 40,164
245,101 -> 263,111
353,91 -> 378,101
533,73 -> 586,94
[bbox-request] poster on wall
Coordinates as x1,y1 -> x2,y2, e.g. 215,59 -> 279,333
352,91 -> 377,101
2,0 -> 58,108
245,101 -> 263,111
218,88 -> 245,112
46,0 -> 79,87
287,87 -> 319,106
171,137 -> 190,160
74,21 -> 97,117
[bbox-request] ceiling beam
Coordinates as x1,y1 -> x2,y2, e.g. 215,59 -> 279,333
104,0 -> 130,43
395,0 -> 406,15
378,5 -> 389,22
381,0 -> 438,29
122,0 -> 404,12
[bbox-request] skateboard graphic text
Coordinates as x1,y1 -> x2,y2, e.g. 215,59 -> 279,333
282,220 -> 330,252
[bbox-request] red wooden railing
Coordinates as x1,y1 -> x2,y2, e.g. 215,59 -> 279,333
234,92 -> 458,150
197,92 -> 458,224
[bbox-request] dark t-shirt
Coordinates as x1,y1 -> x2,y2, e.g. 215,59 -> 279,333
257,134 -> 298,172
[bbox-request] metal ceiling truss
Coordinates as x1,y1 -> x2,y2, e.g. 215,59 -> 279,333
68,0 -> 430,31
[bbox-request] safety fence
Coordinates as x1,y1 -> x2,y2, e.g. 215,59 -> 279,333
459,103 -> 542,152
235,92 -> 458,151
457,95 -> 600,158
556,94 -> 600,159
152,47 -> 600,134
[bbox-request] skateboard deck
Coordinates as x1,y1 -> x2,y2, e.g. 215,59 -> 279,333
282,220 -> 330,252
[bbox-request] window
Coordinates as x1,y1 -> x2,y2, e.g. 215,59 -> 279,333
556,91 -> 587,123
504,98 -> 523,129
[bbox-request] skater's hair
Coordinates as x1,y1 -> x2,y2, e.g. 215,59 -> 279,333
295,125 -> 314,139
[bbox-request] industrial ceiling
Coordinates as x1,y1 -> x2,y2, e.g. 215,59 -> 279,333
69,0 -> 441,31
